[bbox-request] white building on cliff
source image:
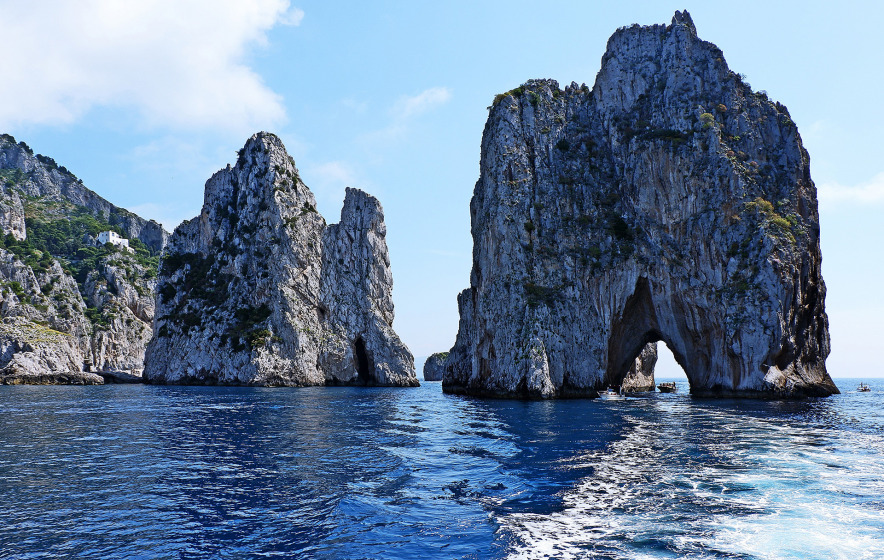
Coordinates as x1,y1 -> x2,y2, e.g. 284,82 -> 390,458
98,230 -> 133,252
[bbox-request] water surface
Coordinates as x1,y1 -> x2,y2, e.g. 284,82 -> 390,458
1,378 -> 882,559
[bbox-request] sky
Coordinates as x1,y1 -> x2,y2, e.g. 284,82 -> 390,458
2,0 -> 881,378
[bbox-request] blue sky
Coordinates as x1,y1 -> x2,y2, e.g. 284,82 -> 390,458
2,1 -> 882,378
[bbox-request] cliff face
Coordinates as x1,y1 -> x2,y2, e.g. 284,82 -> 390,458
143,132 -> 416,387
622,344 -> 657,392
0,135 -> 168,251
443,12 -> 836,398
0,134 -> 165,382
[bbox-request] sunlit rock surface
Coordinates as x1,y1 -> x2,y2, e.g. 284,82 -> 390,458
0,317 -> 103,384
144,132 -> 417,387
443,12 -> 836,398
0,135 -> 166,380
622,344 -> 657,393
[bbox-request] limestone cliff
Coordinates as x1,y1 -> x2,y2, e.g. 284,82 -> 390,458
0,134 -> 166,382
443,12 -> 837,398
143,132 -> 417,387
0,317 -> 103,384
0,135 -> 168,251
622,344 -> 657,393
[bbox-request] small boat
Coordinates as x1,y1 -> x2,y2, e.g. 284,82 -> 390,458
858,383 -> 871,392
598,387 -> 625,400
657,382 -> 677,393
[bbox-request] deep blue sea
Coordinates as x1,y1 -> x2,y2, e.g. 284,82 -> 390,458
1,377 -> 882,560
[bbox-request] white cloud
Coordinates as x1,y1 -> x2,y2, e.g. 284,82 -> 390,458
818,172 -> 884,204
279,6 -> 305,26
362,87 -> 452,147
0,0 -> 302,134
128,202 -> 198,232
394,87 -> 452,119
308,161 -> 359,186
301,160 -> 367,216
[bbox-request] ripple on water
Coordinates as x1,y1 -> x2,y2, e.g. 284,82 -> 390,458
0,380 -> 883,559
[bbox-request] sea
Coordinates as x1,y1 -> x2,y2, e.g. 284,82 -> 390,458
1,377 -> 882,560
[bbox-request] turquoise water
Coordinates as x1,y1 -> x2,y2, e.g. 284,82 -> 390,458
0,378 -> 881,559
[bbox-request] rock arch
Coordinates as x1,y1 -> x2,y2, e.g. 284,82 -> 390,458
441,12 -> 837,399
603,278 -> 697,392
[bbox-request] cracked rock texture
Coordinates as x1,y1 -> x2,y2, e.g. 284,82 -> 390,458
0,317 -> 103,384
622,344 -> 657,392
443,11 -> 837,399
144,132 -> 417,387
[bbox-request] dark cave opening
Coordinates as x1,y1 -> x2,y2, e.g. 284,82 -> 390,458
354,337 -> 371,384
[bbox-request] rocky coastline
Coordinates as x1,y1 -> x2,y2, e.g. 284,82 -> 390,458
0,13 -> 841,399
0,134 -> 166,384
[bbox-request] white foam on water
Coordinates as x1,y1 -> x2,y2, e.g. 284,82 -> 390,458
499,400 -> 884,559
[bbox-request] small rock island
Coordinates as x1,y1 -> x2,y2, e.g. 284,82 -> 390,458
440,12 -> 838,398
144,133 -> 417,387
422,352 -> 448,381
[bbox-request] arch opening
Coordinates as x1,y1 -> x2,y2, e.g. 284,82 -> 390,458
354,337 -> 371,384
655,341 -> 689,382
605,277 -> 696,391
610,337 -> 694,393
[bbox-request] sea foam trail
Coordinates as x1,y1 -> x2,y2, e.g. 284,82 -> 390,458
0,379 -> 882,559
500,390 -> 884,560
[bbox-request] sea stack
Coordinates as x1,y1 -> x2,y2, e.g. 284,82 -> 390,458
442,12 -> 837,398
422,352 -> 448,381
143,132 -> 417,386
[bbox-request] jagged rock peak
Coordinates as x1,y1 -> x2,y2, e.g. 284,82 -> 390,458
671,10 -> 696,34
441,14 -> 837,399
144,132 -> 417,387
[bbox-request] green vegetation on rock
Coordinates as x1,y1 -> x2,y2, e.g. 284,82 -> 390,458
2,202 -> 159,294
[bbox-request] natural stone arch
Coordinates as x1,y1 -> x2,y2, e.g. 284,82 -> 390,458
440,12 -> 838,399
604,278 -> 692,392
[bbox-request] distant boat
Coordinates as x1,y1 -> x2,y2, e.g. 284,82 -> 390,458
657,382 -> 677,393
598,387 -> 625,400
858,383 -> 871,392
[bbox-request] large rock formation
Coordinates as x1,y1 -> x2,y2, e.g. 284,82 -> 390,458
442,12 -> 837,398
144,132 -> 417,387
0,317 -> 103,384
622,344 -> 657,393
0,134 -> 166,382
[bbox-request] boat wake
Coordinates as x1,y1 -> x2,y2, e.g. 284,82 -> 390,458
498,397 -> 884,559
